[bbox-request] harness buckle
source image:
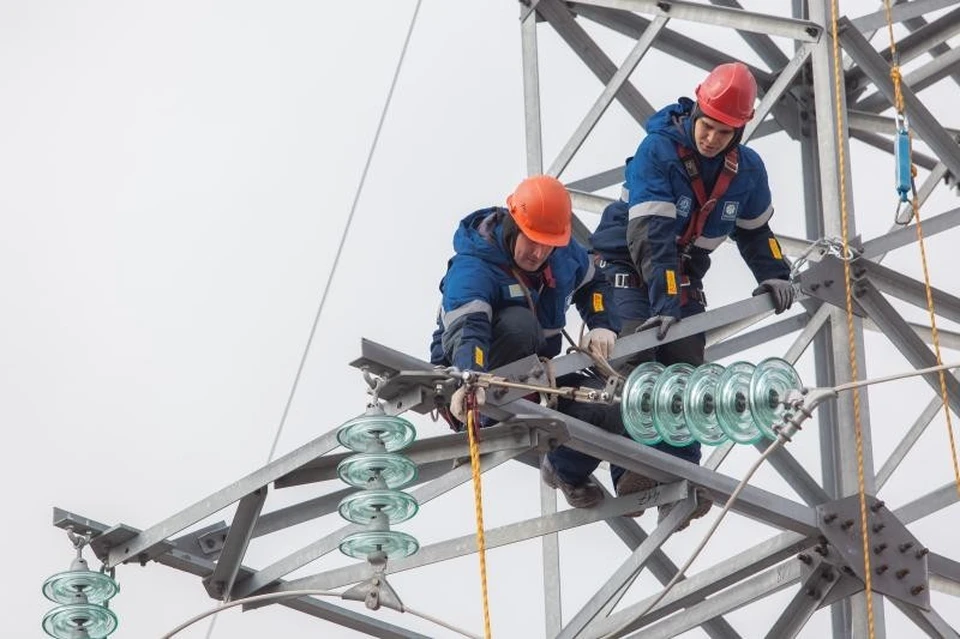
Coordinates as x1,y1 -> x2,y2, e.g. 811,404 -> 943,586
613,272 -> 633,288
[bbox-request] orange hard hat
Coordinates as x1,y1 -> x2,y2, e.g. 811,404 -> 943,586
695,62 -> 757,128
506,175 -> 572,247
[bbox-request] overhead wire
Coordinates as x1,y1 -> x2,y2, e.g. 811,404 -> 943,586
829,0 -> 876,634
204,2 -> 424,638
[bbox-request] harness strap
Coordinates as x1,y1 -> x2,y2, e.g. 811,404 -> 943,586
675,143 -> 739,250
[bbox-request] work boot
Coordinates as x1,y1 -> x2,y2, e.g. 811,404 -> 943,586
540,456 -> 604,508
658,487 -> 712,531
614,471 -> 659,517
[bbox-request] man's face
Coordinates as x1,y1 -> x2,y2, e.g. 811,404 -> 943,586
513,231 -> 554,272
694,116 -> 736,158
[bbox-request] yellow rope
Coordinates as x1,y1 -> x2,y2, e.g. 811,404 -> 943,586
828,2 -> 876,635
466,395 -> 493,638
882,0 -> 960,499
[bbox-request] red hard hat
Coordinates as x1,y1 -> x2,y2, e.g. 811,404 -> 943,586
695,62 -> 757,128
506,175 -> 572,247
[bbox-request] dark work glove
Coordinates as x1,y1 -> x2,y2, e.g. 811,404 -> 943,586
638,315 -> 679,341
752,279 -> 795,314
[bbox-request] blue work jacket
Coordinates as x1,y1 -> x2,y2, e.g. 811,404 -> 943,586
591,98 -> 790,318
430,208 -> 620,372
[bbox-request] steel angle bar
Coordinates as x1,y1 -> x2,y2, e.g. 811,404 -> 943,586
548,15 -> 668,178
233,447 -> 523,599
840,16 -> 960,180
848,109 -> 960,139
248,460 -> 455,539
855,44 -> 960,113
764,561 -> 841,639
890,599 -> 960,638
521,2 -> 543,175
556,492 -> 698,639
894,480 -> 960,524
707,0 -> 790,69
850,0 -> 960,33
278,482 -> 690,598
571,0 -> 821,42
703,440 -> 735,471
276,423 -> 535,487
861,204 -> 960,260
105,429 -> 341,567
537,0 -> 655,126
849,129 -> 940,170
755,443 -> 831,506
53,509 -> 430,639
625,560 -> 803,639
860,261 -> 960,324
876,394 -> 944,489
743,42 -> 813,144
846,7 -> 960,89
854,283 -> 960,412
570,189 -> 615,215
567,166 -> 627,193
929,553 -> 960,590
513,401 -> 820,534
600,501 -> 741,639
590,530 -> 811,637
889,321 -> 960,351
204,487 -> 267,599
705,312 -> 808,362
540,480 -> 562,638
783,303 -> 831,365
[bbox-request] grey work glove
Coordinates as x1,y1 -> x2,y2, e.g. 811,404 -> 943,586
450,385 -> 486,423
638,315 -> 679,341
580,327 -> 617,359
752,279 -> 795,314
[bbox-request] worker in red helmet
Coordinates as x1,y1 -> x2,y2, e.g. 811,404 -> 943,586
430,175 -> 625,508
590,62 -> 795,530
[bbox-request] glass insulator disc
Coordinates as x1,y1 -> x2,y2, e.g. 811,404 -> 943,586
338,489 -> 419,525
337,453 -> 418,490
683,363 -> 729,446
750,357 -> 803,440
339,530 -> 420,560
43,570 -> 119,605
715,361 -> 762,445
651,363 -> 696,447
337,413 -> 416,453
620,362 -> 664,445
42,603 -> 118,639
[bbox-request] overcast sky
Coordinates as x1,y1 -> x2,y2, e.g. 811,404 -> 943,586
4,2 -> 960,638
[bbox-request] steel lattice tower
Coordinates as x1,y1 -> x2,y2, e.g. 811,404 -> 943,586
54,2 -> 960,637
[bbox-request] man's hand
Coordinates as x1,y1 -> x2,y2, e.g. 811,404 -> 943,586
580,327 -> 617,359
450,385 -> 486,422
752,279 -> 795,314
638,315 -> 679,341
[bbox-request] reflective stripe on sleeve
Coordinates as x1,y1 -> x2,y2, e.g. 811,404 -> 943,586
573,259 -> 597,292
693,235 -> 727,250
442,299 -> 493,328
628,201 -> 677,221
735,204 -> 774,229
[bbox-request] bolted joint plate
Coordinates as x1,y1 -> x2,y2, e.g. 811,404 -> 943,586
796,254 -> 868,317
816,494 -> 930,609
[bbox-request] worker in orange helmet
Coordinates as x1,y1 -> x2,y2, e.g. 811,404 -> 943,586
591,62 -> 795,530
430,175 -> 625,508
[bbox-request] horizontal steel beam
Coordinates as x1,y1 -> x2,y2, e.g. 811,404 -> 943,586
860,204 -> 960,259
850,0 -> 960,32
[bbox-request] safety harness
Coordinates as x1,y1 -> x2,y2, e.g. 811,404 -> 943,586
673,142 -> 739,305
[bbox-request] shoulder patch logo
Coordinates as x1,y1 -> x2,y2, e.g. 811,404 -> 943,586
676,195 -> 693,217
721,201 -> 739,221
508,284 -> 525,298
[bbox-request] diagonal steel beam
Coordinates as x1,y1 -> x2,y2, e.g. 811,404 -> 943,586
572,0 -> 822,42
861,204 -> 960,259
556,492 -> 698,639
894,480 -> 960,524
854,280 -> 960,413
889,598 -> 960,638
537,0 -> 655,126
849,129 -> 940,170
707,0 -> 791,69
233,447 -> 523,598
854,43 -> 960,113
876,394 -> 944,489
548,15 -> 669,178
850,0 -> 960,32
840,15 -> 960,179
861,260 -> 960,324
205,487 -> 267,600
105,429 -> 341,567
744,42 -> 815,143
764,561 -> 842,639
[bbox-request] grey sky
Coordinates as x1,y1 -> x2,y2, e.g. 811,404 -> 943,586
5,1 -> 960,637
